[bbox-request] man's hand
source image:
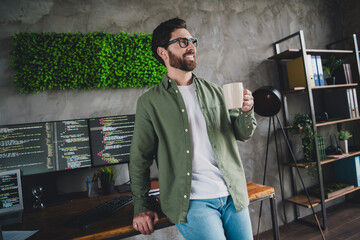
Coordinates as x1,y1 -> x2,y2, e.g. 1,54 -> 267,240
242,89 -> 254,112
133,211 -> 159,235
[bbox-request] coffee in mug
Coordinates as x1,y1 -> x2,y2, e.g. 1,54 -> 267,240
222,82 -> 244,109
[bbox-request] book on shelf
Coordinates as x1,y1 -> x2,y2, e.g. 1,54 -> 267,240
347,89 -> 355,118
315,56 -> 325,86
311,56 -> 320,86
317,136 -> 326,161
344,64 -> 353,84
286,55 -> 315,89
352,88 -> 359,117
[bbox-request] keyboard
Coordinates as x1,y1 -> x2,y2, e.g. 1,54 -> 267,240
65,195 -> 133,229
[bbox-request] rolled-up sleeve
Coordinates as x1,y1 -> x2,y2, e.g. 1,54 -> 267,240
230,108 -> 257,141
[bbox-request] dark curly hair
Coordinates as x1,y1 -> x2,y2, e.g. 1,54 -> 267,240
151,17 -> 187,66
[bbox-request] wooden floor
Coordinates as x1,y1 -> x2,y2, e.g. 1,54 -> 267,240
258,201 -> 360,240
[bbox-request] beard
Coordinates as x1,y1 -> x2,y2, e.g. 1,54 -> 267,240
168,49 -> 197,71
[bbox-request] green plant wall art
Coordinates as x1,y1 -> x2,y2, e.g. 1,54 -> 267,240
10,31 -> 167,93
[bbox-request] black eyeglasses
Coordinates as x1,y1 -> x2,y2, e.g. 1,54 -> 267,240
165,37 -> 198,48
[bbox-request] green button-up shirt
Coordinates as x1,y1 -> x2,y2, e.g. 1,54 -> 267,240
129,74 -> 257,224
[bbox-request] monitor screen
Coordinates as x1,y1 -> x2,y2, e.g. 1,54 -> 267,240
0,120 -> 92,175
0,122 -> 56,175
53,120 -> 92,170
0,169 -> 24,226
89,115 -> 135,166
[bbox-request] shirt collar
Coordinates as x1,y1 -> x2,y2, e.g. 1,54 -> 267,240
161,73 -> 197,89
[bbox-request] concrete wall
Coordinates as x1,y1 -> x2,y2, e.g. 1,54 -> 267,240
0,0 -> 348,238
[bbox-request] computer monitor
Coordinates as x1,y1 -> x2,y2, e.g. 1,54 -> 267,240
0,122 -> 56,175
0,169 -> 24,227
0,119 -> 92,175
89,115 -> 135,166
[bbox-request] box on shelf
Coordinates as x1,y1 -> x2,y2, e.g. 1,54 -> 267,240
308,183 -> 354,199
334,156 -> 360,186
286,55 -> 315,89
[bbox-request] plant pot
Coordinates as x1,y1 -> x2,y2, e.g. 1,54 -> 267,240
325,77 -> 336,85
339,140 -> 348,154
101,182 -> 115,195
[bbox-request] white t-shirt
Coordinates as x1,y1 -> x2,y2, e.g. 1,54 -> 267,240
178,84 -> 229,199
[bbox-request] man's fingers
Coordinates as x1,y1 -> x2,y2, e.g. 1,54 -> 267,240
133,211 -> 158,235
145,217 -> 155,234
133,221 -> 138,231
153,212 -> 159,225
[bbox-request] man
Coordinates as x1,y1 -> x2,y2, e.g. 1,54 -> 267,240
129,17 -> 256,239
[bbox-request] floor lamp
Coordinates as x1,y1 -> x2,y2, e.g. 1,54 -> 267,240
253,86 -> 325,240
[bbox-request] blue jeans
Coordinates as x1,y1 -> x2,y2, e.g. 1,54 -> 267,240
176,195 -> 253,240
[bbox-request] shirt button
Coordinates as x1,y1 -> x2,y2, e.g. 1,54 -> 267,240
169,80 -> 171,82
175,90 -> 179,93
181,109 -> 185,112
247,126 -> 250,128
187,172 -> 190,176
185,129 -> 188,132
184,195 -> 187,199
186,150 -> 190,154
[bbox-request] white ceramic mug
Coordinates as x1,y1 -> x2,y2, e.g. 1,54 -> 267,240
223,82 -> 244,109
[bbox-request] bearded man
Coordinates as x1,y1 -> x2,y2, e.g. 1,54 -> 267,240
129,17 -> 256,240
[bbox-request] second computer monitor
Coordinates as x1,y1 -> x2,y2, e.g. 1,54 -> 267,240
89,115 -> 135,166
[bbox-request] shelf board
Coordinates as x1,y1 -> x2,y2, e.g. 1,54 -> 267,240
282,83 -> 358,94
269,48 -> 354,60
285,186 -> 360,208
283,117 -> 360,130
316,117 -> 360,127
283,151 -> 360,168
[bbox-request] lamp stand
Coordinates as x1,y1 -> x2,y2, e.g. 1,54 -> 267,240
275,114 -> 325,240
256,116 -> 287,240
257,115 -> 325,240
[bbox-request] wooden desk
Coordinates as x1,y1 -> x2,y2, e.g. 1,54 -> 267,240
4,182 -> 278,240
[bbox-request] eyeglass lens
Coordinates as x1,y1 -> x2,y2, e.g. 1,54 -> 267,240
179,38 -> 197,48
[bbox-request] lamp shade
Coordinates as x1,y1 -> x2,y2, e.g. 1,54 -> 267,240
253,86 -> 282,117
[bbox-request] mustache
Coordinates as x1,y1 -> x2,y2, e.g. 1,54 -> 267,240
183,50 -> 195,57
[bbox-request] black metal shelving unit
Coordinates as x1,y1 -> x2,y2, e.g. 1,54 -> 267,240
269,30 -> 360,230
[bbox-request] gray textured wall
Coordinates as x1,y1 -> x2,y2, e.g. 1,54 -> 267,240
0,0 -> 348,238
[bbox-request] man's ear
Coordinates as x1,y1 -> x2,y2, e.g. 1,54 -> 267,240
157,47 -> 168,62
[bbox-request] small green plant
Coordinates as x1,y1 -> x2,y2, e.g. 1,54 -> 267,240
290,113 -> 317,176
290,114 -> 316,163
322,56 -> 344,78
337,130 -> 352,141
98,166 -> 116,184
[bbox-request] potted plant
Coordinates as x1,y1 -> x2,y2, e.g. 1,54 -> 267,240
322,56 -> 344,85
290,114 -> 317,176
337,130 -> 352,153
98,166 -> 117,194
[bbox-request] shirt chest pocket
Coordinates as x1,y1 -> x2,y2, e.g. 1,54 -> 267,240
201,105 -> 221,130
205,104 -> 232,132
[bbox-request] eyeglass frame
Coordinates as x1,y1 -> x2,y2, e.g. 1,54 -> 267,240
164,37 -> 198,48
